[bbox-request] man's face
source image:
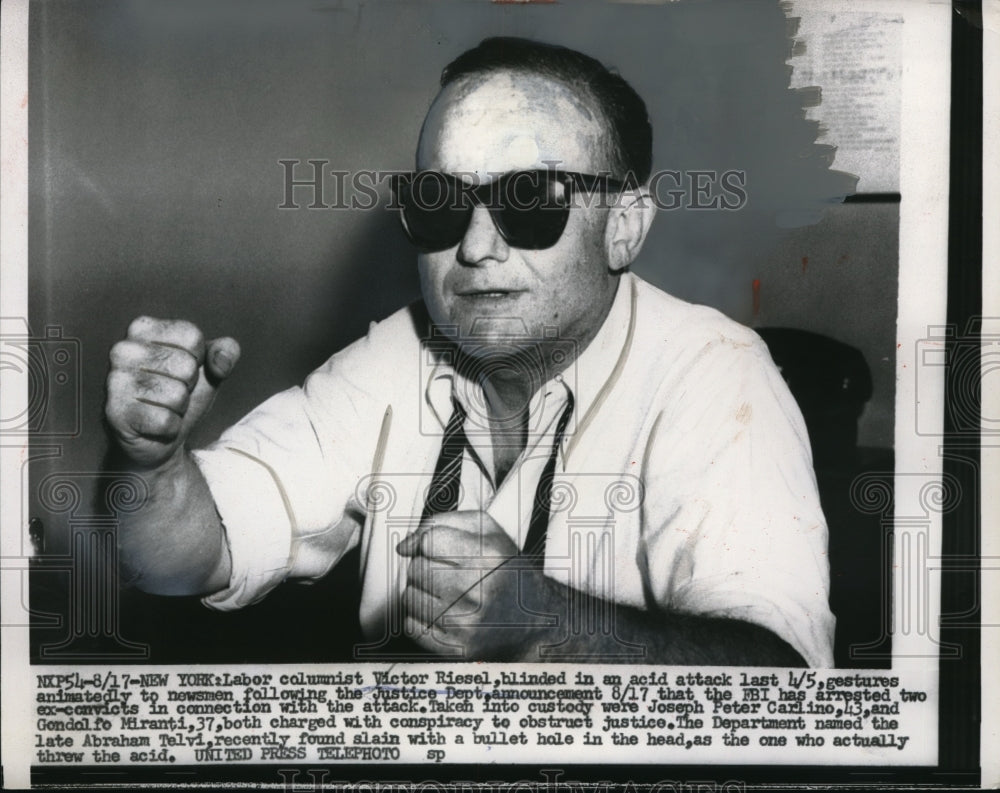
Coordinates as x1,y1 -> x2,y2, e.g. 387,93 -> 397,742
415,71 -> 620,362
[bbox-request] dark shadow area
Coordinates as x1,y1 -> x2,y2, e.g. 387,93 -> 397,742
757,328 -> 893,669
117,546 -> 363,664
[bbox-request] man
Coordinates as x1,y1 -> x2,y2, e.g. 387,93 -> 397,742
106,38 -> 835,666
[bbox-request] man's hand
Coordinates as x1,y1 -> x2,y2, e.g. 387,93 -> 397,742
397,511 -> 810,666
106,316 -> 240,469
397,510 -> 556,660
105,317 -> 238,595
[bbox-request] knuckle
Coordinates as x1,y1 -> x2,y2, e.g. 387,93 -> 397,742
168,377 -> 190,404
171,320 -> 204,351
112,340 -> 155,370
159,379 -> 190,411
126,316 -> 203,355
106,369 -> 139,400
146,342 -> 177,369
106,367 -> 127,391
173,354 -> 199,385
142,407 -> 179,438
139,346 -> 198,387
108,340 -> 130,368
134,370 -> 158,392
126,315 -> 155,338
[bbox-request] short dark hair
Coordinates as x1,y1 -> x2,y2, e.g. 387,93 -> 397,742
441,37 -> 652,185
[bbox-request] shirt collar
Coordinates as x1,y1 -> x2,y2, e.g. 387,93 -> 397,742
421,272 -> 637,454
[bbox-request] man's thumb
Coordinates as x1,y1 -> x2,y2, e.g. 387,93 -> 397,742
204,337 -> 241,383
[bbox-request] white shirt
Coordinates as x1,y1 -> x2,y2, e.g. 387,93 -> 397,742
192,272 -> 836,666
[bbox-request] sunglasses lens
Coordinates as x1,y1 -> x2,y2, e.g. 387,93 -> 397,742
493,174 -> 570,249
396,171 -> 574,252
398,173 -> 471,252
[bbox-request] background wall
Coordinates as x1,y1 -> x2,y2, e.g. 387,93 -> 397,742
24,0 -> 898,661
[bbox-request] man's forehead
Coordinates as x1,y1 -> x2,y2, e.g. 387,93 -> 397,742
416,70 -> 612,178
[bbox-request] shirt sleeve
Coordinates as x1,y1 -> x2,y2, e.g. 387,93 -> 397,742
639,333 -> 836,667
191,320 -> 408,611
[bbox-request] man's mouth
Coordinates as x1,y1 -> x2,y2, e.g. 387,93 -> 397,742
454,289 -> 525,299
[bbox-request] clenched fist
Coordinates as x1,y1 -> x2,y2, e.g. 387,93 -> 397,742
397,511 -> 557,660
105,316 -> 240,469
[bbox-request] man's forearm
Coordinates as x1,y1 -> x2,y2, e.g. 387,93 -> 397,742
517,576 -> 807,666
116,449 -> 232,596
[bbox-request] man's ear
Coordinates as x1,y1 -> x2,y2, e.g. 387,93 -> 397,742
604,187 -> 656,272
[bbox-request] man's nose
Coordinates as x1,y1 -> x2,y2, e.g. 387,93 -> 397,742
457,206 -> 509,266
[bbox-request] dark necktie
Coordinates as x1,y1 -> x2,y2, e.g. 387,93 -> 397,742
521,391 -> 575,565
421,391 -> 575,566
420,398 -> 468,523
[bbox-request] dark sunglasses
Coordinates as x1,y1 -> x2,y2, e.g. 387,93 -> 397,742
391,169 -> 628,252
